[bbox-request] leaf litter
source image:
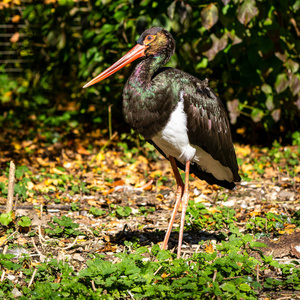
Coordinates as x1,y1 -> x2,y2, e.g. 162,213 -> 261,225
0,127 -> 300,299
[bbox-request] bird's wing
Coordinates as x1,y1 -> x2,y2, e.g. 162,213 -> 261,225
178,74 -> 240,182
147,139 -> 238,189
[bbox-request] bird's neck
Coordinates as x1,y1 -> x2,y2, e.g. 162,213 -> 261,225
131,54 -> 168,84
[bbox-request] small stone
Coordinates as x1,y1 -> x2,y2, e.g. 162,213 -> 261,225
279,190 -> 295,199
73,253 -> 85,262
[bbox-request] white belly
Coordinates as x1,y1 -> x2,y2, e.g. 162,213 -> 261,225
152,92 -> 233,182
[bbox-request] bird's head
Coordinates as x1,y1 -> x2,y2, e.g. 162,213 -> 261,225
136,27 -> 175,58
83,27 -> 175,88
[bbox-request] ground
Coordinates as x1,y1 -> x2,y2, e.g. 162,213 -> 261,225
0,129 -> 300,299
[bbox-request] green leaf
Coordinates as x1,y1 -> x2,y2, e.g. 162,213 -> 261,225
251,108 -> 264,123
275,73 -> 289,94
89,207 -> 106,217
261,83 -> 272,94
237,0 -> 259,25
239,283 -> 251,291
167,1 -> 176,19
222,282 -> 236,292
157,249 -> 172,260
0,212 -> 13,226
265,95 -> 274,111
116,206 -> 132,217
285,59 -> 299,73
18,216 -> 31,227
250,241 -> 267,248
293,0 -> 300,11
201,3 -> 219,30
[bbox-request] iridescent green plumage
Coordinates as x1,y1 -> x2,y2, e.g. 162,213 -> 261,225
123,27 -> 240,189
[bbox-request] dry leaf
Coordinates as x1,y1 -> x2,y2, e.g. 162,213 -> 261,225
77,144 -> 90,155
0,235 -> 7,247
205,242 -> 214,254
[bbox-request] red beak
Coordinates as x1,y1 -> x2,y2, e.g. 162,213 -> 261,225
83,44 -> 147,88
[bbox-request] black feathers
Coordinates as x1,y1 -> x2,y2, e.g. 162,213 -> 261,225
122,27 -> 240,187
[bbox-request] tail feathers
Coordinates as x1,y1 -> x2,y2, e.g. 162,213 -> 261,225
148,140 -> 239,190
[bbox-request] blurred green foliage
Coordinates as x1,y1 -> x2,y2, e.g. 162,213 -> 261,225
0,0 -> 299,144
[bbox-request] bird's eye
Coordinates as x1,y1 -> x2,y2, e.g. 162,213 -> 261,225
145,35 -> 155,45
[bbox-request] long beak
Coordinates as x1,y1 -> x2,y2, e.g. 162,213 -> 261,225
83,44 -> 147,88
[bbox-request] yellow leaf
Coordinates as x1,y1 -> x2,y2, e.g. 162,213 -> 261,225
52,167 -> 66,175
137,155 -> 148,164
241,164 -> 253,174
0,235 -> 7,247
114,158 -> 126,167
0,176 -> 7,183
36,157 -> 48,166
205,242 -> 214,254
26,181 -> 34,190
235,145 -> 251,157
207,207 -> 221,214
194,195 -> 208,203
150,170 -> 163,178
156,194 -> 164,201
295,166 -> 300,174
249,211 -> 260,217
13,142 -> 21,150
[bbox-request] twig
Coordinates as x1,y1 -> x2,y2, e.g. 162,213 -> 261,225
256,264 -> 260,282
212,269 -> 217,282
38,225 -> 46,249
0,270 -> 5,282
127,290 -> 135,299
0,204 -> 74,211
31,237 -> 42,256
91,280 -> 96,292
108,104 -> 113,139
28,268 -> 37,288
81,225 -> 95,237
2,245 -> 8,255
153,265 -> 162,276
223,275 -> 247,280
6,161 -> 15,213
62,237 -> 78,250
14,194 -> 18,213
1,230 -> 18,246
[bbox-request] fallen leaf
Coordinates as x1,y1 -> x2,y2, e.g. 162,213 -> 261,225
0,235 -> 7,246
73,253 -> 85,261
205,242 -> 214,254
77,143 -> 90,155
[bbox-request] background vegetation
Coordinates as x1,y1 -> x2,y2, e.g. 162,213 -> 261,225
0,0 -> 299,145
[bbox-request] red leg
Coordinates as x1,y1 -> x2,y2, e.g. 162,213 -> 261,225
161,156 -> 184,250
177,160 -> 190,258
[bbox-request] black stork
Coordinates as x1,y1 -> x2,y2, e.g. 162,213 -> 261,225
83,27 -> 241,258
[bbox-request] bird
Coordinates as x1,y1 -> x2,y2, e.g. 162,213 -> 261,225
83,27 -> 241,258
